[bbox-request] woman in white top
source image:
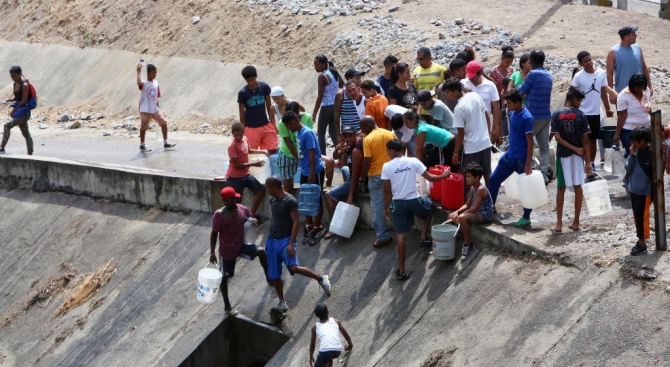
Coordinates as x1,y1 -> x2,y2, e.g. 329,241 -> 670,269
614,73 -> 651,154
310,304 -> 352,367
270,86 -> 305,120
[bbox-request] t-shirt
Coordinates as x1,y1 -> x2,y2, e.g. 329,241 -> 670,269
138,80 -> 161,114
381,156 -> 427,200
364,128 -> 397,177
571,68 -> 607,116
365,94 -> 390,130
388,83 -> 417,108
453,92 -> 491,154
345,139 -> 364,171
509,71 -> 526,104
412,63 -> 447,92
212,204 -> 250,260
427,99 -> 456,134
415,122 -> 452,149
376,75 -> 391,97
384,105 -> 412,143
227,136 -> 250,178
279,113 -> 314,159
507,106 -> 535,159
268,194 -> 298,239
237,81 -> 271,128
462,78 -> 500,114
617,88 -> 651,130
296,125 -> 325,175
518,67 -> 553,120
550,107 -> 591,158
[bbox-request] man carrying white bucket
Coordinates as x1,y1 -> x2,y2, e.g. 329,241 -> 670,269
209,187 -> 269,316
382,139 -> 451,280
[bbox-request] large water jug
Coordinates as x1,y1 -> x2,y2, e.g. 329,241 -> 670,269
429,165 -> 446,200
503,172 -> 520,200
329,202 -> 360,238
416,175 -> 430,197
517,171 -> 548,209
249,153 -> 270,184
582,175 -> 612,216
269,154 -> 280,177
298,183 -> 322,216
610,145 -> 626,176
441,173 -> 464,210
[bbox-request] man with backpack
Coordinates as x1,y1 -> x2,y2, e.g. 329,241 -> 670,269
1,66 -> 36,155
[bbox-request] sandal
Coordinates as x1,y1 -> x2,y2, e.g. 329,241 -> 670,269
550,228 -> 562,234
323,232 -> 336,240
419,238 -> 432,248
373,237 -> 393,248
568,224 -> 580,231
395,269 -> 410,281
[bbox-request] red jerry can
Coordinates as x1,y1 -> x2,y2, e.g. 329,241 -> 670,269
441,173 -> 464,210
428,165 -> 446,201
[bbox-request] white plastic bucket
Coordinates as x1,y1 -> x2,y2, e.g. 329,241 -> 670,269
432,221 -> 460,260
517,171 -> 548,209
329,202 -> 360,238
582,176 -> 613,216
249,153 -> 270,184
503,172 -> 520,200
197,263 -> 222,304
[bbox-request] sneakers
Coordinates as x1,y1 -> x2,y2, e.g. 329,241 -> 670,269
460,243 -> 473,261
225,307 -> 238,316
139,144 -> 152,152
273,300 -> 289,312
164,142 -> 176,149
395,269 -> 410,281
513,217 -> 531,228
630,244 -> 648,256
419,238 -> 432,248
318,275 -> 331,296
622,177 -> 630,189
308,226 -> 327,246
0,147 -> 5,154
302,225 -> 314,244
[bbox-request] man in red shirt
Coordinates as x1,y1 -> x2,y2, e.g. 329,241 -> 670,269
209,187 -> 269,316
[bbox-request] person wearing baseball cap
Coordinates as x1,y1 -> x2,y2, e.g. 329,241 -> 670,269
344,67 -> 385,95
606,25 -> 652,94
210,186 -> 269,316
463,60 -> 502,144
416,89 -> 456,135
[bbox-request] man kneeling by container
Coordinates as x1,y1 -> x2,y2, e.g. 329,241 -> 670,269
382,139 -> 451,281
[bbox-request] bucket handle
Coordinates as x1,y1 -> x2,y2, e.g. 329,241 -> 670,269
441,220 -> 461,238
205,262 -> 218,270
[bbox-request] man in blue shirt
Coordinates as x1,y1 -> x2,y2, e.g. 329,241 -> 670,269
282,111 -> 327,246
518,50 -> 552,185
606,26 -> 653,95
488,90 -> 535,227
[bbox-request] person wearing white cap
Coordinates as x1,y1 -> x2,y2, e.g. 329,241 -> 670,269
270,86 -> 305,122
606,26 -> 652,95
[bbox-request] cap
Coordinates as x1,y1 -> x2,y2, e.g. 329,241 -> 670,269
465,61 -> 483,79
341,125 -> 358,134
344,67 -> 366,80
618,26 -> 639,38
221,187 -> 241,199
270,86 -> 284,97
416,90 -> 434,103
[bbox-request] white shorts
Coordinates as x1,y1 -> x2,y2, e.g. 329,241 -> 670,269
556,155 -> 585,189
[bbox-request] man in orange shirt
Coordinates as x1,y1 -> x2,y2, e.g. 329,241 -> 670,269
361,80 -> 390,130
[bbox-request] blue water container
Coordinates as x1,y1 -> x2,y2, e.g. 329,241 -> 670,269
299,183 -> 321,216
294,167 -> 301,185
269,154 -> 280,177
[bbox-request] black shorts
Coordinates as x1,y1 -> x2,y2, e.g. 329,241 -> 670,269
461,147 -> 492,177
586,115 -> 602,141
226,174 -> 265,198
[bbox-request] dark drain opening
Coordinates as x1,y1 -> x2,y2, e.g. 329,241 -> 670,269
179,315 -> 289,367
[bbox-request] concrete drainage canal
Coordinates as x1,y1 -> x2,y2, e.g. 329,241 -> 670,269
179,315 -> 289,367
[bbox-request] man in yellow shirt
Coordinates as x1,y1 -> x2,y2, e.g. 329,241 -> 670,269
413,47 -> 447,123
360,115 -> 397,247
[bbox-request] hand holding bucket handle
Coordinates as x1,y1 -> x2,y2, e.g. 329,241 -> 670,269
205,261 -> 218,269
442,219 -> 460,237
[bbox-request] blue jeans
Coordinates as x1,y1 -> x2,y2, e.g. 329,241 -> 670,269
341,165 -> 350,183
488,152 -> 532,219
368,174 -> 390,240
620,128 -> 632,156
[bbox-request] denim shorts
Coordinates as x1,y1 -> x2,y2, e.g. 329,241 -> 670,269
327,181 -> 352,202
390,196 -> 432,233
218,243 -> 260,278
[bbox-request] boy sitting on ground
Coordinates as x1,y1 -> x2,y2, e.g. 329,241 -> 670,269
448,162 -> 494,261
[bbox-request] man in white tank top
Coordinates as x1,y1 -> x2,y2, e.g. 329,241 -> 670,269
310,304 -> 352,367
136,63 -> 175,152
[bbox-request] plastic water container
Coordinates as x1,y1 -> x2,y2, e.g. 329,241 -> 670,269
582,176 -> 613,216
432,221 -> 460,260
243,217 -> 256,244
503,172 -> 520,200
329,202 -> 360,238
428,165 -> 446,200
249,153 -> 270,184
197,264 -> 222,304
416,175 -> 430,197
298,183 -> 322,216
294,167 -> 301,185
269,154 -> 280,177
441,173 -> 464,210
610,145 -> 626,176
517,171 -> 548,209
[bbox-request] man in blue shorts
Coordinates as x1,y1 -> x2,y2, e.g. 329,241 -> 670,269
209,187 -> 269,316
264,177 -> 331,312
382,140 -> 451,280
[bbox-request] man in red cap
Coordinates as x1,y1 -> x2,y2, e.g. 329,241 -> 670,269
462,61 -> 501,143
209,186 -> 269,316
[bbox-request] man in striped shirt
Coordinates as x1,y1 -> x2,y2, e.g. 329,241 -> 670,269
518,50 -> 553,185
